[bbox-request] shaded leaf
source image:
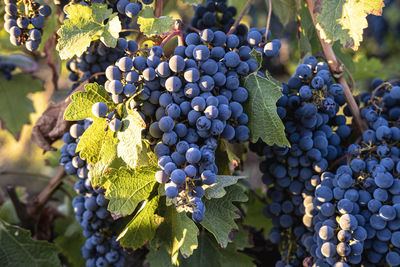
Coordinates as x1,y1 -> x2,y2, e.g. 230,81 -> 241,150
54,216 -> 86,267
201,185 -> 248,248
204,175 -> 246,199
242,194 -> 269,231
270,0 -> 296,26
154,205 -> 199,264
146,232 -> 254,267
0,74 -> 42,139
243,72 -> 289,147
0,220 -> 61,267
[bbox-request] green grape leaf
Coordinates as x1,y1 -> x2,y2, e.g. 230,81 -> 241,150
56,4 -> 121,60
180,0 -> 200,5
154,206 -> 199,264
0,220 -> 61,267
250,49 -> 262,71
117,195 -> 163,249
353,54 -> 387,81
116,112 -> 147,169
243,72 -> 289,147
64,83 -> 112,121
200,185 -> 248,248
0,74 -> 42,139
242,194 -> 270,231
314,0 -> 385,50
105,166 -> 158,217
298,2 -> 321,57
204,175 -> 246,199
270,0 -> 296,26
231,226 -> 252,250
54,216 -> 86,267
137,7 -> 174,37
76,117 -> 116,165
88,131 -> 120,189
146,232 -> 254,267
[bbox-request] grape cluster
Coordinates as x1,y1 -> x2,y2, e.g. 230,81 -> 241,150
0,61 -> 16,80
60,121 -> 125,267
250,57 -> 350,266
90,28 -> 275,221
4,0 -> 52,51
66,39 -> 138,91
189,0 -> 246,42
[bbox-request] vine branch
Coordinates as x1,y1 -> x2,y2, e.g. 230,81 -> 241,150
32,166 -> 66,215
226,0 -> 253,36
305,0 -> 368,133
264,0 -> 272,41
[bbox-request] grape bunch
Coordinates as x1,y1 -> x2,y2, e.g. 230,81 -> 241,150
90,27 -> 278,222
4,0 -> 52,51
250,57 -> 350,266
60,121 -> 125,267
189,0 -> 248,44
66,39 -> 138,92
0,61 -> 16,80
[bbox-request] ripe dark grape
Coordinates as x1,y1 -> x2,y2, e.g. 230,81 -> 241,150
250,57 -> 350,266
60,121 -> 125,266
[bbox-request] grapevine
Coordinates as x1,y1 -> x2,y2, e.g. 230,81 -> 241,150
0,0 -> 399,267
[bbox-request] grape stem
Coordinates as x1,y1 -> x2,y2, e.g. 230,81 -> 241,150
264,0 -> 272,41
185,23 -> 201,34
226,0 -> 253,36
370,79 -> 400,110
160,20 -> 184,48
304,0 -> 368,133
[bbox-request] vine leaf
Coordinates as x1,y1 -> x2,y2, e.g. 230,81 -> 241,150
352,54 -> 387,81
76,118 -> 116,165
250,49 -> 262,70
105,166 -> 158,217
64,83 -> 112,121
242,192 -> 270,231
270,0 -> 296,26
0,220 -> 61,267
89,137 -> 122,189
137,6 -> 174,36
53,216 -> 86,267
314,0 -> 385,50
243,72 -> 289,147
117,195 -> 163,250
0,74 -> 42,139
200,185 -> 248,248
116,112 -> 147,169
146,232 -> 254,267
56,4 -> 121,60
154,206 -> 199,265
204,175 -> 246,199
